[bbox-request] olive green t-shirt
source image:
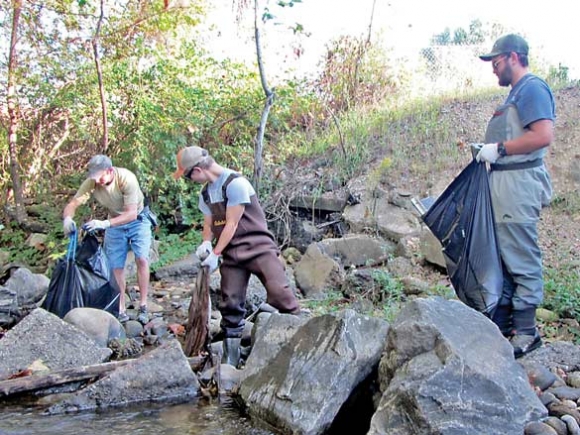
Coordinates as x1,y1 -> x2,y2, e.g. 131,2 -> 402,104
74,167 -> 144,218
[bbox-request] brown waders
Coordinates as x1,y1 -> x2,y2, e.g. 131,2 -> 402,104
202,174 -> 299,365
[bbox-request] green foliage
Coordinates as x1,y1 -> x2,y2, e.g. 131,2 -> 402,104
429,282 -> 457,300
300,270 -> 406,322
1,0 -> 330,243
152,228 -> 201,272
550,192 -> 580,215
0,208 -> 71,274
0,223 -> 46,269
369,270 -> 405,323
431,19 -> 486,45
545,63 -> 578,90
367,157 -> 393,191
316,35 -> 400,114
301,290 -> 350,316
542,265 -> 580,321
4,0 -> 579,308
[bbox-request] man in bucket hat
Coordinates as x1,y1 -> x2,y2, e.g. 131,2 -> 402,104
475,34 -> 555,358
174,146 -> 302,366
62,154 -> 153,324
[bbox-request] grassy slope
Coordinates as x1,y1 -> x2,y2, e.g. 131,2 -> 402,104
291,84 -> 580,339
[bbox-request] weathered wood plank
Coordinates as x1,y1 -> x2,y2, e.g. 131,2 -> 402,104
0,356 -> 204,398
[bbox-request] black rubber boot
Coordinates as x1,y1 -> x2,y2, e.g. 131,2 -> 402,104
492,305 -> 514,337
512,307 -> 537,336
222,338 -> 241,367
511,307 -> 542,358
511,331 -> 542,359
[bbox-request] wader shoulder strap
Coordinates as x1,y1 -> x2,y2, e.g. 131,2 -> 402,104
221,173 -> 240,205
508,74 -> 537,104
201,173 -> 240,206
201,183 -> 210,206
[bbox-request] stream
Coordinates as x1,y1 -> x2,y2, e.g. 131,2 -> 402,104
0,398 -> 275,435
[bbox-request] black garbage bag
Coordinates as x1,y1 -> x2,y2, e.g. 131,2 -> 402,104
42,232 -> 120,318
422,160 -> 503,317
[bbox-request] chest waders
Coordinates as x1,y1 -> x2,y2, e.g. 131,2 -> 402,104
484,76 -> 552,336
202,174 -> 299,365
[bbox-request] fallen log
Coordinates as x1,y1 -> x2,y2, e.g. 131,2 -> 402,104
0,356 -> 205,398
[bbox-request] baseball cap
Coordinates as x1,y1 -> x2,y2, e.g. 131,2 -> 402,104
87,155 -> 113,179
173,146 -> 208,179
479,34 -> 529,61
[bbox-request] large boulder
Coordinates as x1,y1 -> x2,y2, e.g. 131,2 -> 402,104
0,284 -> 18,327
419,226 -> 446,268
293,243 -> 344,298
0,308 -> 111,379
369,297 -> 547,435
152,255 -> 199,281
343,201 -> 421,242
0,267 -> 49,326
63,307 -> 126,347
242,313 -> 309,380
47,339 -> 199,413
318,235 -> 394,268
240,309 -> 389,435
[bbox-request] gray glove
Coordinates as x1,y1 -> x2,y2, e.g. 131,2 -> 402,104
83,219 -> 111,232
201,251 -> 221,273
195,241 -> 213,261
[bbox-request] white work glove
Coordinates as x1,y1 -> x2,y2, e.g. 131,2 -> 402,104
83,219 -> 111,232
201,251 -> 221,273
476,143 -> 500,164
63,216 -> 76,236
195,241 -> 213,261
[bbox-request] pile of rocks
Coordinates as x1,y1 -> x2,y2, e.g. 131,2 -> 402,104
521,342 -> 580,435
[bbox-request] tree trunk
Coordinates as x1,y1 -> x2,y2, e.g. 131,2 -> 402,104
251,0 -> 275,194
6,0 -> 27,223
92,0 -> 109,151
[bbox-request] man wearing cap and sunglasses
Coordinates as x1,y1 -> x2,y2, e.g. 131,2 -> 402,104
174,146 -> 301,366
62,155 -> 153,324
475,34 -> 555,358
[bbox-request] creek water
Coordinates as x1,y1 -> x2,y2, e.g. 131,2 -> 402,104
0,399 -> 275,435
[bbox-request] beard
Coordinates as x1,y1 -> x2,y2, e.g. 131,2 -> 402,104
498,63 -> 513,87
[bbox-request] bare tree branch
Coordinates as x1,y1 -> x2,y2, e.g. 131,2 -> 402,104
7,0 -> 27,223
252,0 -> 275,194
367,0 -> 377,45
92,0 -> 108,151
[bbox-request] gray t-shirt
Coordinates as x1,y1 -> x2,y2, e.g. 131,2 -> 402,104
507,73 -> 555,127
198,169 -> 255,215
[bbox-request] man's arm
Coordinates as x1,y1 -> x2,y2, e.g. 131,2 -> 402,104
63,179 -> 95,220
201,214 -> 214,242
63,197 -> 82,219
108,203 -> 139,227
212,204 -> 245,255
503,119 -> 554,155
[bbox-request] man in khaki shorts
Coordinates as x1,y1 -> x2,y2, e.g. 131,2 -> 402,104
62,155 -> 153,324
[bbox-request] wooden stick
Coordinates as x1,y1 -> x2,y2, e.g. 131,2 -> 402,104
184,267 -> 211,357
0,356 -> 205,398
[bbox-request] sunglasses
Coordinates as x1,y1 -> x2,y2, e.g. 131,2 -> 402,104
182,166 -> 196,180
492,55 -> 508,71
